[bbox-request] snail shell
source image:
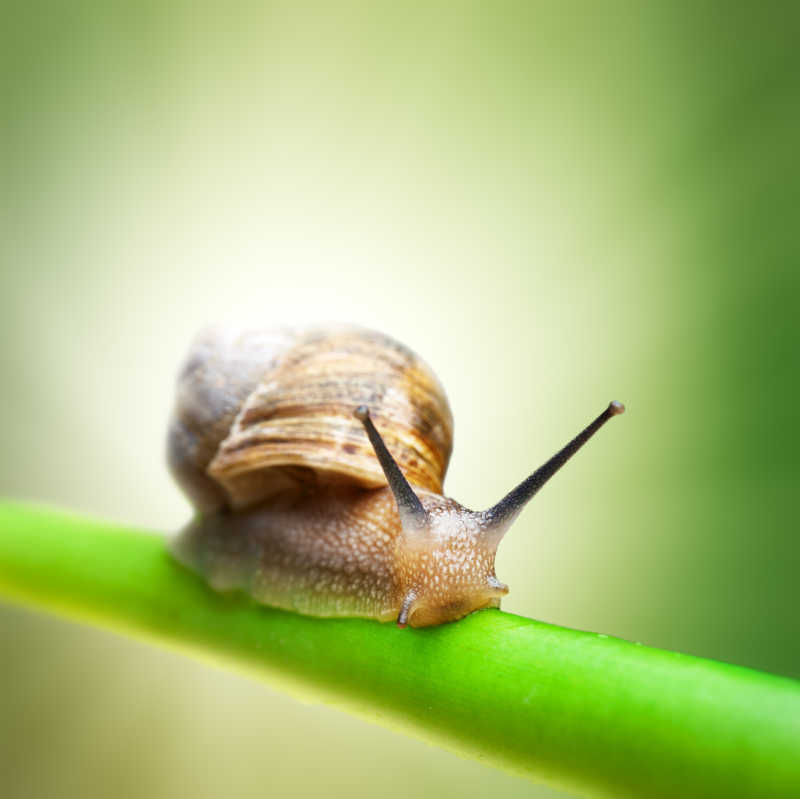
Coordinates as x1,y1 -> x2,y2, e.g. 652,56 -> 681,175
168,325 -> 453,513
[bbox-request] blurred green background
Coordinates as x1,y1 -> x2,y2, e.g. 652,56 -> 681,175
1,2 -> 798,798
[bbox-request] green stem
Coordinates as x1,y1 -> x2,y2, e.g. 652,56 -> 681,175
0,502 -> 798,798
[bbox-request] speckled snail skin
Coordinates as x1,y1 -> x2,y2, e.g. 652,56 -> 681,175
168,325 -> 624,628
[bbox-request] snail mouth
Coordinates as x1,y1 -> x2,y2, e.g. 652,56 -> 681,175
404,596 -> 492,628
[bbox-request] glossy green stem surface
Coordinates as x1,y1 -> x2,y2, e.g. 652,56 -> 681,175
1,502 -> 798,798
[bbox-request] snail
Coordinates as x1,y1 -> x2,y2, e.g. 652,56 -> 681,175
168,325 -> 624,628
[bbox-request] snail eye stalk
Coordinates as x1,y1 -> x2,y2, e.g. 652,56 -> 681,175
479,401 -> 625,539
354,405 -> 427,532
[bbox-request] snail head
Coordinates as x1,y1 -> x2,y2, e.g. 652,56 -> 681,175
354,401 -> 624,628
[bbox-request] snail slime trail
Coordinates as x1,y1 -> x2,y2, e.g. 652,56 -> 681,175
168,325 -> 625,628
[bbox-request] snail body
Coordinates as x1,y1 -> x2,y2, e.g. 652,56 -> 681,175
169,325 -> 623,627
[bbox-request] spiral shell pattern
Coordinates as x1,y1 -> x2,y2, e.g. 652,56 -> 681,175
169,325 -> 453,512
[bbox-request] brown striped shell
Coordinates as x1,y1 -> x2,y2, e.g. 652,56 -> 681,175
168,325 -> 454,514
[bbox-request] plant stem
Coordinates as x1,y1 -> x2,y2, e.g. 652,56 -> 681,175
0,501 -> 798,798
